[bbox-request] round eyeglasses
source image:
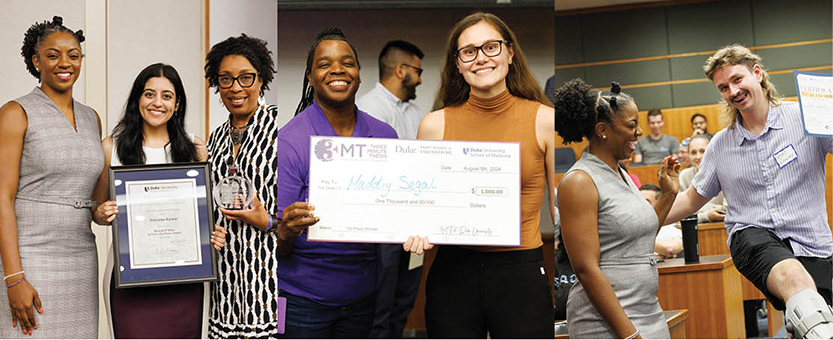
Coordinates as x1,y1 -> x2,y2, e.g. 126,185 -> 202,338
218,73 -> 258,89
456,40 -> 510,63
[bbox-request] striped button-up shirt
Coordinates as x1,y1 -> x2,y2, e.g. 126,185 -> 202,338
692,101 -> 833,258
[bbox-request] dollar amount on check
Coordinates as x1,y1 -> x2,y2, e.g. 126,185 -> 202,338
308,136 -> 521,246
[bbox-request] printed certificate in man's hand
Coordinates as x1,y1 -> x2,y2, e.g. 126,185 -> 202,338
795,70 -> 833,137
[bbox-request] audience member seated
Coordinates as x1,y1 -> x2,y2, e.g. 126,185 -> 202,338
677,137 -> 691,169
690,113 -> 715,138
679,134 -> 726,223
641,184 -> 683,259
633,109 -> 679,164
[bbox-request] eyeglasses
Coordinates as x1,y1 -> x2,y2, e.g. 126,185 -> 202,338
400,63 -> 423,76
218,73 -> 258,89
456,40 -> 510,63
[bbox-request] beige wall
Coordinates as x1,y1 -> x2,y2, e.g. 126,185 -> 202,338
0,1 -> 86,101
106,0 -> 205,138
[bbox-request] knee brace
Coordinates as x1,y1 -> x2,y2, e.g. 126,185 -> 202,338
785,289 -> 833,339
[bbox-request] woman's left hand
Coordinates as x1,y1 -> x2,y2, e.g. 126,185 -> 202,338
211,225 -> 228,250
219,195 -> 269,230
657,155 -> 681,195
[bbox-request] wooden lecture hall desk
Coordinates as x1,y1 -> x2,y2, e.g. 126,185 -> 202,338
553,309 -> 689,339
656,255 -> 744,339
698,222 -> 784,337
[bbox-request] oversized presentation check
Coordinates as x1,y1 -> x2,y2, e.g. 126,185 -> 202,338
308,136 -> 521,246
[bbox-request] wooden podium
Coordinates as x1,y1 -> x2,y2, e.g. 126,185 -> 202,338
656,255 -> 745,338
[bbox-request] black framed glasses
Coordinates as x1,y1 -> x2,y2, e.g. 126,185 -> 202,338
218,73 -> 258,89
400,63 -> 423,76
456,40 -> 510,63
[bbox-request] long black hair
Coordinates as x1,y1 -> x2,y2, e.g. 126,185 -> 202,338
112,63 -> 197,165
294,28 -> 360,116
21,15 -> 85,81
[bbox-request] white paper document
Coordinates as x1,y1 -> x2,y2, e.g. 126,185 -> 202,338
795,70 -> 833,137
308,136 -> 521,246
125,178 -> 203,269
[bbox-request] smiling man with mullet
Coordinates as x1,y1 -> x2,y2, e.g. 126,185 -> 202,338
664,44 -> 833,338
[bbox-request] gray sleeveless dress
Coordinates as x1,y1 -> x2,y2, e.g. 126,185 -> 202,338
565,152 -> 669,339
0,87 -> 101,338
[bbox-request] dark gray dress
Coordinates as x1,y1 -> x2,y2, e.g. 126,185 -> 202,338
565,152 -> 669,338
0,87 -> 101,338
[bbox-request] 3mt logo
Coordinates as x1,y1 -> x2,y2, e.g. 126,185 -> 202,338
315,139 -> 336,162
315,138 -> 368,161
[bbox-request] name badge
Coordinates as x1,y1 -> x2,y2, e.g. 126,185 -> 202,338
773,144 -> 797,168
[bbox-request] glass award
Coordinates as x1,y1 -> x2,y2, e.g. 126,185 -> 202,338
212,167 -> 254,210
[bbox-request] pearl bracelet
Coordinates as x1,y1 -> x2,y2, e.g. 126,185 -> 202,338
3,270 -> 23,281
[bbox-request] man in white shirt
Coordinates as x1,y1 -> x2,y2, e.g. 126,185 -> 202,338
356,40 -> 425,338
357,40 -> 425,140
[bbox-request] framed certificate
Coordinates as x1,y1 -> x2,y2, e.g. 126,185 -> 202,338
109,162 -> 217,288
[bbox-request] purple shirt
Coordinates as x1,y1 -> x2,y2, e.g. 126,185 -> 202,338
692,102 -> 833,257
277,101 -> 398,306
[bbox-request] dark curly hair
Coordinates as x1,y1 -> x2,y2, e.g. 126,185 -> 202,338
204,34 -> 275,97
294,27 -> 361,116
21,16 -> 85,81
554,78 -> 633,144
112,63 -> 197,165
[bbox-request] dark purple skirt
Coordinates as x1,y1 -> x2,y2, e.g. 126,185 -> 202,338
111,280 -> 203,339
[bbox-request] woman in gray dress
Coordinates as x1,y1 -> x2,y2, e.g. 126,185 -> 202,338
0,17 -> 101,338
554,79 -> 680,339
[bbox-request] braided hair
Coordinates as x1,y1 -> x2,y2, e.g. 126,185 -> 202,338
21,16 -> 85,80
554,78 -> 633,144
294,28 -> 361,116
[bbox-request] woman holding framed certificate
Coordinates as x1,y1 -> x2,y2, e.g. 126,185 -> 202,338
203,34 -> 280,339
91,63 -> 227,338
407,12 -> 556,338
0,16 -> 101,338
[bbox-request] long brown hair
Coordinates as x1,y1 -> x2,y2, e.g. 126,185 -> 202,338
433,12 -> 548,110
703,44 -> 782,129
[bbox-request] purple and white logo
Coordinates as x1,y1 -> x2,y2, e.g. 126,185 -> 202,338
315,138 -> 335,162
